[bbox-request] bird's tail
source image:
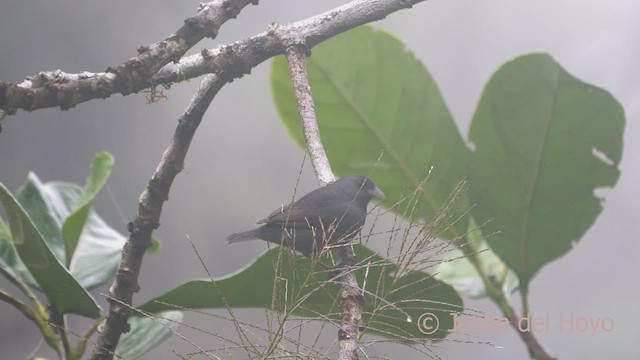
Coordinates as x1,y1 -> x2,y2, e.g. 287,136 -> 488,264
227,229 -> 259,244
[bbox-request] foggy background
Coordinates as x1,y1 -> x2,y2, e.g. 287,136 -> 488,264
1,0 -> 638,358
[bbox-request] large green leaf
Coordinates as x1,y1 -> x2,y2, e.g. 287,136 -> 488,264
62,151 -> 114,266
468,53 -> 624,290
117,311 -> 183,360
138,245 -> 462,341
271,26 -> 470,238
13,174 -> 125,290
0,183 -> 100,318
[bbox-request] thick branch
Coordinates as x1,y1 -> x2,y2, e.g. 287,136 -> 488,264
155,0 -> 424,84
0,0 -> 257,114
0,0 -> 425,116
90,74 -> 226,360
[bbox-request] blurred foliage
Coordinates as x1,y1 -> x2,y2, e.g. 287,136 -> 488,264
0,152 -> 176,359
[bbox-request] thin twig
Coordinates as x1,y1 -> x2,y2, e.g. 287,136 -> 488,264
286,45 -> 334,185
285,41 -> 361,360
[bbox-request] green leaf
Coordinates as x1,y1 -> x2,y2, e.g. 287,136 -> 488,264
137,245 -> 462,341
14,173 -> 67,266
117,311 -> 183,360
0,217 -> 34,292
137,250 -> 320,311
62,151 -> 114,266
0,183 -> 100,318
358,249 -> 462,340
468,53 -> 624,291
63,182 -> 126,290
435,217 -> 519,299
14,174 -> 125,290
271,26 -> 470,238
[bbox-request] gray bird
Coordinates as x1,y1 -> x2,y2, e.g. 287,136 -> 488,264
227,175 -> 384,257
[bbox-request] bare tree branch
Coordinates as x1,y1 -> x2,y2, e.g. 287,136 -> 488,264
334,247 -> 363,360
0,0 -> 425,116
90,73 -> 227,360
87,4 -> 263,360
157,0 -> 424,85
285,42 -> 361,360
0,0 -> 258,115
286,45 -> 335,186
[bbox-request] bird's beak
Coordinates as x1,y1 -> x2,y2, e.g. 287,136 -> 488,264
369,186 -> 385,200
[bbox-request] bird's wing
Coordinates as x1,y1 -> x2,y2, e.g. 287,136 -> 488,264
256,181 -> 354,225
257,202 -> 325,224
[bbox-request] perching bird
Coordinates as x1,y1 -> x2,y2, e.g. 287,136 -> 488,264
227,175 -> 384,257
